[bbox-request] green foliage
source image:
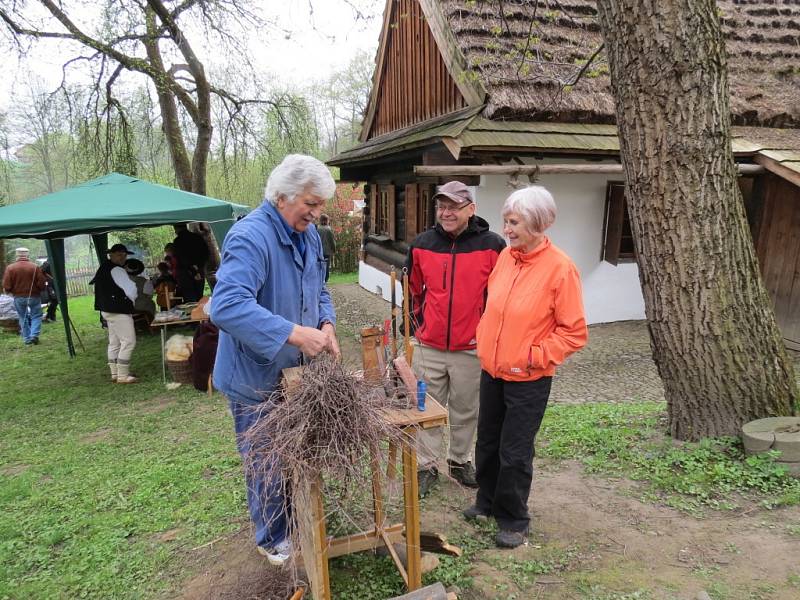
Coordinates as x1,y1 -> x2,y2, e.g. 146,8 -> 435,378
0,296 -> 244,600
540,403 -> 800,513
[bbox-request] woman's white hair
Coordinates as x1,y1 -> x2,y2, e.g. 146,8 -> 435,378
265,154 -> 336,205
501,185 -> 557,234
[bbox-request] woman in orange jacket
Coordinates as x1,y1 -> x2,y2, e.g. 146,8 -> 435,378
464,185 -> 588,548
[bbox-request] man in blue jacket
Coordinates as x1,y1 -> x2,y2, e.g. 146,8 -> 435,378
211,154 -> 340,565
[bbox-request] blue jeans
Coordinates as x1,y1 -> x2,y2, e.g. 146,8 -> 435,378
13,296 -> 43,343
230,400 -> 288,549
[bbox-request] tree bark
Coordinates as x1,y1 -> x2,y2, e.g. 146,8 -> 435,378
595,0 -> 798,440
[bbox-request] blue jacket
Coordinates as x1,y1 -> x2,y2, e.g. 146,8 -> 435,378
211,201 -> 336,405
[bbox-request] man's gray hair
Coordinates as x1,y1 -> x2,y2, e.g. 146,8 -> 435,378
501,185 -> 557,234
265,154 -> 336,205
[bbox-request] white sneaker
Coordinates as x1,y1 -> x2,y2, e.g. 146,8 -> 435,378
257,538 -> 292,566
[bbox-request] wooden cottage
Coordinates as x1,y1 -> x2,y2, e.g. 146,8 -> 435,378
328,0 -> 800,347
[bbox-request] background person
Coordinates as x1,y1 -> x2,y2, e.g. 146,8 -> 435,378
317,213 -> 336,282
405,181 -> 505,497
465,186 -> 588,549
90,244 -> 139,384
211,154 -> 339,566
2,247 -> 45,345
40,260 -> 58,323
152,262 -> 177,310
172,223 -> 209,301
124,258 -> 156,320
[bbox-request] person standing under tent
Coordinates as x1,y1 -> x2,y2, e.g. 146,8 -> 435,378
90,244 -> 139,384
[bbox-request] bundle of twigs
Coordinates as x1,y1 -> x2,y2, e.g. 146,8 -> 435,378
244,353 -> 407,482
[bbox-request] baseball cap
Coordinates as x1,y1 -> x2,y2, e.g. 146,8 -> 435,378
432,181 -> 473,205
108,244 -> 134,255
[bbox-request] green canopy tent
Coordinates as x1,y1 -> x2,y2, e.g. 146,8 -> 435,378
0,173 -> 249,356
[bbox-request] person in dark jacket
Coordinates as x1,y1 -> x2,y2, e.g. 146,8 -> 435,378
317,214 -> 336,282
90,244 -> 138,384
40,260 -> 58,323
406,181 -> 505,496
172,223 -> 209,301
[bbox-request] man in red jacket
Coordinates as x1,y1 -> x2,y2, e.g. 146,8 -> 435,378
406,181 -> 505,496
2,247 -> 46,345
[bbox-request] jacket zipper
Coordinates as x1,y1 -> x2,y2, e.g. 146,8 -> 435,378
446,242 -> 457,351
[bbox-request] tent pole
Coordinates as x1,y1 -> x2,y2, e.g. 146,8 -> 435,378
45,239 -> 76,357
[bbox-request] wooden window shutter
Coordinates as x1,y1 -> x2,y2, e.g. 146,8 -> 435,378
387,185 -> 396,239
369,184 -> 378,235
405,184 -> 418,242
603,182 -> 626,265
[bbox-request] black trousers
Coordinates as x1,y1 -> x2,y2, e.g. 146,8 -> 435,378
475,370 -> 552,532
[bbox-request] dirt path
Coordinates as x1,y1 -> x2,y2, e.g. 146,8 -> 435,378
176,284 -> 800,600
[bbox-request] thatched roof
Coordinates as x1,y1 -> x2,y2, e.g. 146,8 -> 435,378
442,0 -> 800,127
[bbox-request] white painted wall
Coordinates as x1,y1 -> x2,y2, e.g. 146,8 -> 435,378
358,159 -> 646,324
358,261 -> 403,306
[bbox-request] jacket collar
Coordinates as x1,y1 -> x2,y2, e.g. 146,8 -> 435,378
509,236 -> 551,263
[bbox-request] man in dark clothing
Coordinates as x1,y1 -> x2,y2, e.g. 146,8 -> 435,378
406,181 -> 506,496
172,223 -> 210,301
91,243 -> 139,384
2,247 -> 46,345
40,261 -> 58,322
317,214 -> 337,282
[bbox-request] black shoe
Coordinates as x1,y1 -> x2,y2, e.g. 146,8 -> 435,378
417,467 -> 439,498
463,504 -> 491,521
448,460 -> 478,488
31,337 -> 39,345
496,528 -> 528,548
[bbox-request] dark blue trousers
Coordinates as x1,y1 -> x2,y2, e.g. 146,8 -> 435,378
230,400 -> 288,549
475,371 -> 552,532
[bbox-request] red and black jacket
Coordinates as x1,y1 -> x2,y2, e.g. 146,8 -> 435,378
406,216 -> 505,351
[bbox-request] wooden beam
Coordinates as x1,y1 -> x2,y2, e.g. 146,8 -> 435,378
415,163 -> 766,177
754,154 -> 800,188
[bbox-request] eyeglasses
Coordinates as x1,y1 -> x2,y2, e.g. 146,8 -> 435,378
435,202 -> 472,213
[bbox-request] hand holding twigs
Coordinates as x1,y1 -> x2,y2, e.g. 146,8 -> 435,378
321,322 -> 341,361
288,325 -> 330,356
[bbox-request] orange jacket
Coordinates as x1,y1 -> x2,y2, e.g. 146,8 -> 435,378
476,237 -> 588,381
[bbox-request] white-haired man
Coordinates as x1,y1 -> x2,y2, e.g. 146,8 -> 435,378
211,154 -> 340,565
406,181 -> 506,497
2,247 -> 45,345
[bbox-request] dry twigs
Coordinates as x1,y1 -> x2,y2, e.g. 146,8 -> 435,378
241,353 -> 416,551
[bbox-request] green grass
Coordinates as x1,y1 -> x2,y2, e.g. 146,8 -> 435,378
3,293 -> 799,599
327,271 -> 358,285
539,402 -> 800,513
0,296 -> 245,600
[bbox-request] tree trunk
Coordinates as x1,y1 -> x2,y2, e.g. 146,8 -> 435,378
595,0 -> 798,440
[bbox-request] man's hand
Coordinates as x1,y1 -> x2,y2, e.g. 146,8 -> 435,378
321,322 -> 341,361
288,325 -> 330,357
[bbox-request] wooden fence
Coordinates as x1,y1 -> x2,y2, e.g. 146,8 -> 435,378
64,267 -> 96,297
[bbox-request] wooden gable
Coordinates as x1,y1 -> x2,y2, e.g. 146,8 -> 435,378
362,0 -> 483,141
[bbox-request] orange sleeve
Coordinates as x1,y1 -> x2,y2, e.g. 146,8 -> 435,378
532,264 -> 588,368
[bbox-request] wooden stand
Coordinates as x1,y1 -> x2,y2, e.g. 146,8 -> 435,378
293,397 -> 447,600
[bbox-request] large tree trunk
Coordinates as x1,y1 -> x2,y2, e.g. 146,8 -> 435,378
595,0 -> 798,440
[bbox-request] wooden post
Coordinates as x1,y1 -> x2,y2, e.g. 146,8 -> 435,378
402,427 -> 422,591
403,269 -> 413,364
361,326 -> 384,384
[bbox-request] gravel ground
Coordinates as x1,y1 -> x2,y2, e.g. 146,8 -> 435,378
328,282 -> 800,404
328,283 -> 664,403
